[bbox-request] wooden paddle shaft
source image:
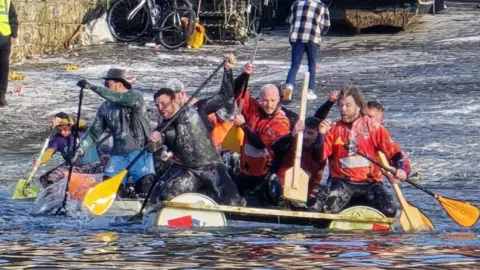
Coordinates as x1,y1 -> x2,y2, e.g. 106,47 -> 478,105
292,72 -> 309,189
378,152 -> 414,224
163,201 -> 395,224
26,128 -> 54,183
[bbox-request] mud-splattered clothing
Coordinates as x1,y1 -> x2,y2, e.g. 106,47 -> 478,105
79,86 -> 151,155
321,180 -> 397,217
194,68 -> 236,133
149,106 -> 244,206
78,85 -> 154,185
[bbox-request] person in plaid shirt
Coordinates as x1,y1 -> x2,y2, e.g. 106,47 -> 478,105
284,0 -> 330,101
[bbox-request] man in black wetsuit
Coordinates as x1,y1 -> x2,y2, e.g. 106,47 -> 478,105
148,60 -> 245,206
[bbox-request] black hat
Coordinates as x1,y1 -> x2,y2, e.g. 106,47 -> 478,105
101,68 -> 132,90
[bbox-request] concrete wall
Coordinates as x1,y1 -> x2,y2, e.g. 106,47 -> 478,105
11,0 -> 96,63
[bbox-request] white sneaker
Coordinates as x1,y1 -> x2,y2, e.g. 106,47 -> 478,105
283,84 -> 293,101
307,90 -> 317,100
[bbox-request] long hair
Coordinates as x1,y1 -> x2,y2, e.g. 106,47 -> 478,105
338,87 -> 366,110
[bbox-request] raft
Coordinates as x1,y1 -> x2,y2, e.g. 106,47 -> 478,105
154,193 -> 394,231
58,172 -> 394,231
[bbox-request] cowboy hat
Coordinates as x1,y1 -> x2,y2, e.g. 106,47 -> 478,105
101,68 -> 132,90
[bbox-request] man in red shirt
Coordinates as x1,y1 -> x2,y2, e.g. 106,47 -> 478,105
233,66 -> 291,197
318,87 -> 408,217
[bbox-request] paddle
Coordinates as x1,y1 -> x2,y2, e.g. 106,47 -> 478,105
356,150 -> 480,228
377,152 -> 434,232
83,60 -> 227,216
282,72 -> 310,203
221,27 -> 262,153
405,178 -> 479,228
55,87 -> 85,215
12,128 -> 55,200
128,153 -> 173,222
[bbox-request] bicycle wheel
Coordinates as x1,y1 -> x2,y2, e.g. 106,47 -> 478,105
157,7 -> 196,50
108,0 -> 151,42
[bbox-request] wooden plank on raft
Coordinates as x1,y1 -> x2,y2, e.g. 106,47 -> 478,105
162,201 -> 396,224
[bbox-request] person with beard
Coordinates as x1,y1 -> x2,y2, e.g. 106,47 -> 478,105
317,87 -> 408,217
263,90 -> 339,209
148,63 -> 245,207
232,65 -> 291,199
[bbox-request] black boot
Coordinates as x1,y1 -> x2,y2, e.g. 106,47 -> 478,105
0,91 -> 7,107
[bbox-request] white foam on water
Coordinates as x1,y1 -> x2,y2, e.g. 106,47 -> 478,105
437,36 -> 480,44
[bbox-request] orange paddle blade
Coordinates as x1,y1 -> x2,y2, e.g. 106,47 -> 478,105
438,196 -> 480,228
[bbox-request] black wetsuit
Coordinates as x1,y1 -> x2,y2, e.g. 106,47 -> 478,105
149,69 -> 244,206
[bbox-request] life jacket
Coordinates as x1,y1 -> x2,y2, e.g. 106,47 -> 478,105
322,115 -> 403,183
0,0 -> 11,36
239,91 -> 290,177
208,113 -> 234,149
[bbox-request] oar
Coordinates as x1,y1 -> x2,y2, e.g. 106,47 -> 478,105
404,179 -> 479,228
221,28 -> 262,153
162,201 -> 395,225
377,152 -> 434,232
83,60 -> 227,216
128,156 -> 172,222
356,150 -> 480,228
12,127 -> 55,200
282,72 -> 310,203
55,87 -> 85,215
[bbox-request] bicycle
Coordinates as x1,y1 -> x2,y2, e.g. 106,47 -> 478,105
108,0 -> 196,50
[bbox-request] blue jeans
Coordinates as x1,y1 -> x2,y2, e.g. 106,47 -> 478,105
103,150 -> 155,185
286,41 -> 319,91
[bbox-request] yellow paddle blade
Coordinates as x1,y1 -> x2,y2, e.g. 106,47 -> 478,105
399,202 -> 435,232
12,179 -> 39,200
83,170 -> 127,216
221,126 -> 243,153
438,196 -> 480,228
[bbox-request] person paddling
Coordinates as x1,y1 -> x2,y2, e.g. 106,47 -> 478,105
75,68 -> 155,198
148,86 -> 245,206
317,87 -> 409,217
37,112 -> 104,188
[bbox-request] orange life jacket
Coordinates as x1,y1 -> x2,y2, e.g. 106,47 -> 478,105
238,91 -> 290,177
208,113 -> 234,149
322,115 -> 403,183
